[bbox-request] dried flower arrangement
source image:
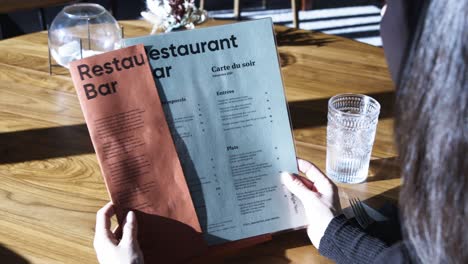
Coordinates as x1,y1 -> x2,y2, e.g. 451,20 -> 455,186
141,0 -> 206,33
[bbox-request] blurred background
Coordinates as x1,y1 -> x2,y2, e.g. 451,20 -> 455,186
0,0 -> 384,46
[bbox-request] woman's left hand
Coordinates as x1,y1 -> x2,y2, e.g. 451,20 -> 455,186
282,159 -> 341,248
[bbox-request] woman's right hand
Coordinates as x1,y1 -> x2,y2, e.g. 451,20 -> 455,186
94,202 -> 144,264
281,159 -> 341,248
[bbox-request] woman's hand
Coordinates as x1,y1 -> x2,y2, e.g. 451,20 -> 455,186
282,159 -> 341,248
94,202 -> 144,264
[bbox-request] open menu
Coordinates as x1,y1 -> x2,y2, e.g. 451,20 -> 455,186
123,18 -> 306,244
69,18 -> 306,262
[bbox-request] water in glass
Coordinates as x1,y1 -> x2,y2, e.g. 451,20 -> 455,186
326,94 -> 380,183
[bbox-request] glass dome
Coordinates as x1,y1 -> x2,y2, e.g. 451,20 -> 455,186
49,3 -> 121,68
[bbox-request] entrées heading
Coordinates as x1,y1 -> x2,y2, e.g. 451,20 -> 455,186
147,35 -> 239,61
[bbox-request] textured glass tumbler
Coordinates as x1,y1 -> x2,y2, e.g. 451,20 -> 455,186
326,94 -> 381,183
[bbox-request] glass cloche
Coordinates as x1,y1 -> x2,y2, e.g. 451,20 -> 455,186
48,3 -> 121,68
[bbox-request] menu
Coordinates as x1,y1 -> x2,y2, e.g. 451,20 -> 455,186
124,18 -> 307,244
69,45 -> 205,263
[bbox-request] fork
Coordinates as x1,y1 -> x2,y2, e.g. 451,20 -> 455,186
349,197 -> 375,229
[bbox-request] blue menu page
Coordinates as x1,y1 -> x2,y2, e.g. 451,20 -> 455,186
124,18 -> 306,244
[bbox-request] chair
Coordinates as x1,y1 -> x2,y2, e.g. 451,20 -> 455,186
199,0 -> 302,29
0,0 -> 117,39
0,0 -> 77,39
0,0 -> 77,29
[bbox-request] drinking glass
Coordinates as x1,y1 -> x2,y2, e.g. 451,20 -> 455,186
326,94 -> 380,183
48,3 -> 121,68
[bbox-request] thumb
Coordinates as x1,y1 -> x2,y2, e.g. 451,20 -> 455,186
281,172 -> 317,206
120,211 -> 138,246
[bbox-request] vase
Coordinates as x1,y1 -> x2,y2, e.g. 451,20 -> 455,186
48,3 -> 121,68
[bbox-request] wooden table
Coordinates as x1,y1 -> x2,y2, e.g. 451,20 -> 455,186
0,19 -> 399,263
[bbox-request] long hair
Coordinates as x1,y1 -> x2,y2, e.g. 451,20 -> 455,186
396,0 -> 467,263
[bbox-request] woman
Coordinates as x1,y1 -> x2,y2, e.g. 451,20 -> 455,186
283,0 -> 466,263
94,0 -> 467,263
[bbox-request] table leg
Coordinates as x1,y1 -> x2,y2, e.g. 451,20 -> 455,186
38,8 -> 47,30
291,0 -> 300,29
234,0 -> 241,20
302,0 -> 313,10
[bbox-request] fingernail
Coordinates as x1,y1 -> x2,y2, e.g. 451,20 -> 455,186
297,159 -> 308,169
127,211 -> 135,223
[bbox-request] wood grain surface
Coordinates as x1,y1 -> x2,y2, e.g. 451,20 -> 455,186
0,19 -> 398,263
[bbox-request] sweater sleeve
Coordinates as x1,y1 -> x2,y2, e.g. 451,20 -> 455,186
374,242 -> 413,264
318,214 -> 389,264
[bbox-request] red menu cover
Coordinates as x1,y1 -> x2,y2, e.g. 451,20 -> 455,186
69,44 -> 206,263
